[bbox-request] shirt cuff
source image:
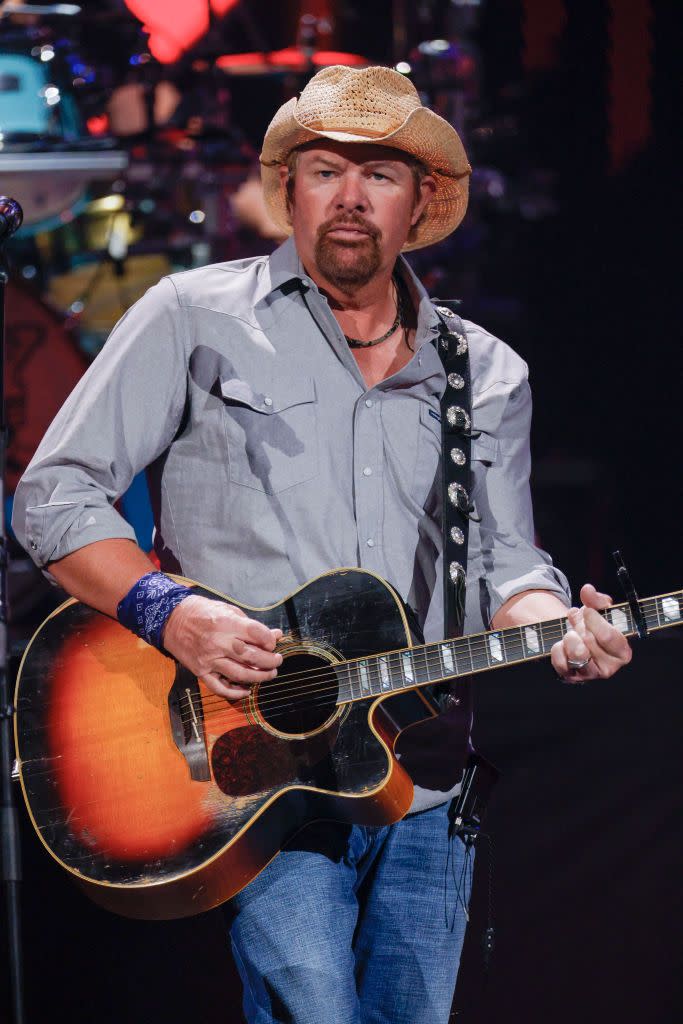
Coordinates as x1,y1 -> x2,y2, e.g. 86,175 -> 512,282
23,500 -> 137,569
487,565 -> 572,622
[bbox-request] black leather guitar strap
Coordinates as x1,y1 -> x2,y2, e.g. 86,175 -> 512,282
431,302 -> 478,641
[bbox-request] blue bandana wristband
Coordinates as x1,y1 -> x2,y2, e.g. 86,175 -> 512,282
116,571 -> 194,650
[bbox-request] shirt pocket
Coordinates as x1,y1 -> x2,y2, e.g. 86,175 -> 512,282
471,433 -> 501,468
220,376 -> 319,494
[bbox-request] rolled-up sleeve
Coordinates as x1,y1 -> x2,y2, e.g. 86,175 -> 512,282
13,277 -> 188,568
473,375 -> 572,620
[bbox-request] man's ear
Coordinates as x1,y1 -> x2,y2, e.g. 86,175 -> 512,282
411,174 -> 436,226
279,164 -> 294,222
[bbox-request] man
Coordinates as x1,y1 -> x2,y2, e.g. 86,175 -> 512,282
13,66 -> 631,1023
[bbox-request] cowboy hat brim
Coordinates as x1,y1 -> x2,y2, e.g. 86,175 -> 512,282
260,100 -> 471,252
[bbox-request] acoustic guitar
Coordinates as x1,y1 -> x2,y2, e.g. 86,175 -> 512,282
13,568 -> 681,920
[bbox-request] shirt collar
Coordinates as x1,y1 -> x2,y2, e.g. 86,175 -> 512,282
253,236 -> 308,309
257,236 -> 443,344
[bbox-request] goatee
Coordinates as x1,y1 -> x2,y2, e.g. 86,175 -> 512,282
314,214 -> 382,291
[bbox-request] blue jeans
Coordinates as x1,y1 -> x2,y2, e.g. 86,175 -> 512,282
225,801 -> 473,1024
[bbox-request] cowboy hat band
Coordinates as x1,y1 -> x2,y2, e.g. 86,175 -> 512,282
260,64 -> 472,252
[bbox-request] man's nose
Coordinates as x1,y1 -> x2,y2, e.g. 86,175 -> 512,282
333,171 -> 368,211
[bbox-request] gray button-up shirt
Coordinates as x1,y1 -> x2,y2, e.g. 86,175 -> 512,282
13,236 -> 570,811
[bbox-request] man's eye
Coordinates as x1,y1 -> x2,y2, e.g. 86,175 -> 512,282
371,172 -> 388,181
318,170 -> 335,179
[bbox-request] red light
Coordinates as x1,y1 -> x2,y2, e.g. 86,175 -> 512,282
86,114 -> 109,136
123,1 -> 240,64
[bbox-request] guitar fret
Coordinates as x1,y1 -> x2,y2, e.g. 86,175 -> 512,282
389,652 -> 404,691
334,588 -> 681,708
342,663 -> 358,702
650,599 -> 661,629
458,634 -> 475,675
471,635 -> 488,672
502,628 -> 525,663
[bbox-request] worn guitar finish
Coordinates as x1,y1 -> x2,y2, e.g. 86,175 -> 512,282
15,569 -> 433,919
15,567 -> 682,920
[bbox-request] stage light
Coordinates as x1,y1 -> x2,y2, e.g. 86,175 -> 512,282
90,195 -> 125,214
40,46 -> 55,62
43,85 -> 61,106
395,62 -> 412,74
189,210 -> 206,224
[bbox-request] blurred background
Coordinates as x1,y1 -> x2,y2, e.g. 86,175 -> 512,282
1,1 -> 681,1022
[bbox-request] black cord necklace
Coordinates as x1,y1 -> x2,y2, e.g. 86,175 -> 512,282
344,280 -> 403,349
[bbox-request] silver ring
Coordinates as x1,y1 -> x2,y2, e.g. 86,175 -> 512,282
567,656 -> 591,670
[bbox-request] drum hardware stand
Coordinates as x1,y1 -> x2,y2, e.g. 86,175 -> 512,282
0,196 -> 26,1024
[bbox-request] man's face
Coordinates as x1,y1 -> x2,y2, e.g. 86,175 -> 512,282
281,141 -> 435,292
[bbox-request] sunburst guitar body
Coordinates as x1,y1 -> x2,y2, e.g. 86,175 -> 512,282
15,569 -> 432,919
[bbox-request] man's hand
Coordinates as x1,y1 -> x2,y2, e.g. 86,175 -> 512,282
551,583 -> 632,684
162,595 -> 283,699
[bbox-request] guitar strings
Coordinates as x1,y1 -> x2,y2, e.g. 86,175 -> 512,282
187,598 -> 664,720
186,595 -> 669,726
184,620 -> 573,721
22,600 -> 666,747
19,603 -> 672,781
194,594 -> 663,707
179,602 -> 666,727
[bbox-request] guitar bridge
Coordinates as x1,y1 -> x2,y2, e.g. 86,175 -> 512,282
168,666 -> 210,781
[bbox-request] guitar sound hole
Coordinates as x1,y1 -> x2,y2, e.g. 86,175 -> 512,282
255,653 -> 338,737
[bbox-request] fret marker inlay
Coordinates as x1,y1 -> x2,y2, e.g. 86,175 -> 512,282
661,597 -> 681,622
401,652 -> 415,683
610,607 -> 629,633
378,656 -> 390,690
359,661 -> 370,693
488,633 -> 503,663
441,644 -> 454,673
524,626 -> 540,653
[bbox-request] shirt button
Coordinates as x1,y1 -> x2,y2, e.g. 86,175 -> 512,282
362,466 -> 373,477
30,541 -> 37,550
366,538 -> 375,547
365,398 -> 373,408
263,396 -> 273,407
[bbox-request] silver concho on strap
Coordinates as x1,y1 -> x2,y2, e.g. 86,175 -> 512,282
446,406 -> 471,430
450,525 -> 465,545
436,305 -> 458,320
447,372 -> 465,390
450,447 -> 466,466
449,561 -> 466,584
452,332 -> 468,356
447,481 -> 470,509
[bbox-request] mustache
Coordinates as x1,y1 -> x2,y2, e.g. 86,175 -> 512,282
317,213 -> 381,241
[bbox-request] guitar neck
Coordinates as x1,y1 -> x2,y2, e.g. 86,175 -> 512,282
336,589 -> 683,705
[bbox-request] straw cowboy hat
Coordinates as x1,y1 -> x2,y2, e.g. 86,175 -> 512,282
260,65 -> 472,251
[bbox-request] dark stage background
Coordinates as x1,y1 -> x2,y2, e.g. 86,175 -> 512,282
1,1 -> 681,1021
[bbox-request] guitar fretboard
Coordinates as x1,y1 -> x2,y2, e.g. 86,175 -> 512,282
335,590 -> 683,705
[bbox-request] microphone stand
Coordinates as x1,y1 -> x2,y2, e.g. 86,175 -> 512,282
0,196 -> 25,1024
